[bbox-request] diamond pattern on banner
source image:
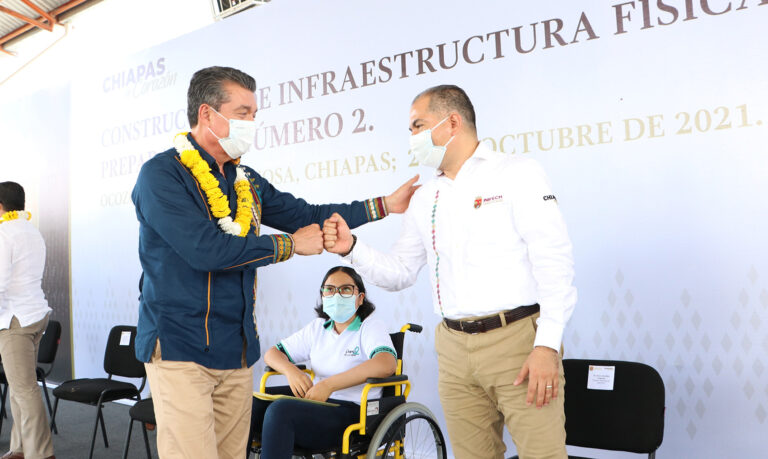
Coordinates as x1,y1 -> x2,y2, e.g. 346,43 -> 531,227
757,405 -> 767,423
562,265 -> 768,447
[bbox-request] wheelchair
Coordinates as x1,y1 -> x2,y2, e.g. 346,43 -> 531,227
249,323 -> 447,459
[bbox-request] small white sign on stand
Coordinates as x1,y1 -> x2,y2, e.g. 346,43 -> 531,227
587,365 -> 615,390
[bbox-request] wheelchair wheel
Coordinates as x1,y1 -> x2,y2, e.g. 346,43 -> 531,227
365,402 -> 447,459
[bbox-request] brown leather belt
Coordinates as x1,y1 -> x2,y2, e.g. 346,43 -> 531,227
443,304 -> 540,334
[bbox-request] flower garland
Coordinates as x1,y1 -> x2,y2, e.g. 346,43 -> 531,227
0,210 -> 31,224
174,133 -> 253,237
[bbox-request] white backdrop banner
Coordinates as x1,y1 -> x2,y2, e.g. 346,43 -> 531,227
65,1 -> 768,457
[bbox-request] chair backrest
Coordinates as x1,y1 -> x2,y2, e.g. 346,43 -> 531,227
37,319 -> 61,365
103,325 -> 146,379
563,359 -> 665,454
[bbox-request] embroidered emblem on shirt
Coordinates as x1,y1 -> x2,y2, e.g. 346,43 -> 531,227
344,346 -> 360,357
483,195 -> 503,205
543,194 -> 557,203
475,195 -> 504,209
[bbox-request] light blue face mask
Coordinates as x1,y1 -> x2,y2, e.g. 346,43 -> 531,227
207,107 -> 257,160
409,116 -> 455,169
322,293 -> 358,323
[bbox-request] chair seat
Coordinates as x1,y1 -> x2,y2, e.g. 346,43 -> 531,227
53,378 -> 139,404
129,398 -> 155,424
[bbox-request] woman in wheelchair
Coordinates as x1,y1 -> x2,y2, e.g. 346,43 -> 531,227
251,266 -> 398,458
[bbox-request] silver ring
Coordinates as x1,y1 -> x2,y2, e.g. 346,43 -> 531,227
545,385 -> 553,389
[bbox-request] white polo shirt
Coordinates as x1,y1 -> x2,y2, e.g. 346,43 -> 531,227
277,316 -> 396,403
345,143 -> 577,351
0,213 -> 51,329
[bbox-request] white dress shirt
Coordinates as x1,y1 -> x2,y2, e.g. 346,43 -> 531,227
345,143 -> 577,350
0,214 -> 51,329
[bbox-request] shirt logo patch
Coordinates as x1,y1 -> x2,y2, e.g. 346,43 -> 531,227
474,197 -> 482,209
543,195 -> 557,203
344,346 -> 360,357
483,195 -> 503,205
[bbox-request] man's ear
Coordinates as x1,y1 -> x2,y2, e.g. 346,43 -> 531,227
198,104 -> 211,127
449,112 -> 462,134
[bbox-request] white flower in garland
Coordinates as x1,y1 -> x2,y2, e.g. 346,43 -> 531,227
174,133 -> 254,237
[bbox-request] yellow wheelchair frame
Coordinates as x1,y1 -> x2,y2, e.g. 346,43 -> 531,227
253,323 -> 446,459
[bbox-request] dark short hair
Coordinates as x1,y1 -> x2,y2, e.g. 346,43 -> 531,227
187,66 -> 256,127
0,182 -> 25,211
413,84 -> 477,133
315,266 -> 376,321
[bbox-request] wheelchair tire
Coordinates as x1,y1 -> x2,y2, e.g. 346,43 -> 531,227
365,402 -> 447,459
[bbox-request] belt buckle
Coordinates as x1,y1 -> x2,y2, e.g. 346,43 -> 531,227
461,320 -> 480,334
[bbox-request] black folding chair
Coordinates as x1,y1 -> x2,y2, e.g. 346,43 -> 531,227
562,359 -> 665,459
50,325 -> 146,459
0,319 -> 62,434
121,397 -> 156,459
510,359 -> 665,459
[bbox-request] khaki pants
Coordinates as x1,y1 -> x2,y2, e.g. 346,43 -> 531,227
0,315 -> 54,459
435,313 -> 566,459
144,341 -> 253,459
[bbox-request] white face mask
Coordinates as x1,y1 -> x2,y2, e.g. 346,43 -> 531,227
409,116 -> 455,169
208,107 -> 257,160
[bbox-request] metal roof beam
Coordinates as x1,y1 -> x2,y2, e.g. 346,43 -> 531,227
0,4 -> 54,32
19,0 -> 58,30
0,0 -> 91,50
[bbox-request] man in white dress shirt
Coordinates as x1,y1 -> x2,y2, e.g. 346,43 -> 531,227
0,182 -> 55,459
322,85 -> 576,459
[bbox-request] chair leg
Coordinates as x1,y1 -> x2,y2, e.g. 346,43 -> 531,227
89,405 -> 101,459
1,382 -> 7,419
98,406 -> 109,447
121,418 -> 134,459
0,383 -> 5,434
50,397 -> 59,432
141,422 -> 151,459
40,379 -> 57,434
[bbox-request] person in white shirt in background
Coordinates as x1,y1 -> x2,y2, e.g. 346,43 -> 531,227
0,182 -> 55,459
322,85 -> 577,459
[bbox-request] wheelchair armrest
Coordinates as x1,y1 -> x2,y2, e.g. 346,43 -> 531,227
365,374 -> 408,384
264,364 -> 307,372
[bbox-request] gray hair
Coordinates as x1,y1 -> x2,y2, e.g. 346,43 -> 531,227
187,66 -> 256,127
413,85 -> 476,133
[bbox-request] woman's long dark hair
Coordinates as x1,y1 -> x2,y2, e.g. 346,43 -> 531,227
315,266 -> 376,321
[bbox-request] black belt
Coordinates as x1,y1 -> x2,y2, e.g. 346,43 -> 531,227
443,304 -> 540,334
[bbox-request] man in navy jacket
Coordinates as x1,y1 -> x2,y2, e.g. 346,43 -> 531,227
132,66 -> 418,459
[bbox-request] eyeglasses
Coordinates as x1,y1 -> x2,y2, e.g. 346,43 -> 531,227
321,284 -> 357,298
